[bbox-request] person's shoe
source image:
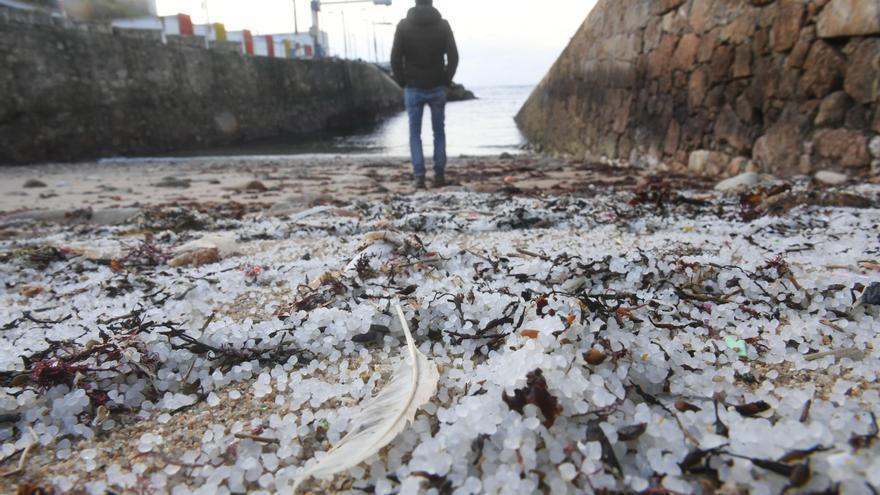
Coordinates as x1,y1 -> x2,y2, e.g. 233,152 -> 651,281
414,176 -> 426,190
432,175 -> 446,188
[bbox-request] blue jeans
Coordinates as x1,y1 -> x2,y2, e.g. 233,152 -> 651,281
405,87 -> 447,178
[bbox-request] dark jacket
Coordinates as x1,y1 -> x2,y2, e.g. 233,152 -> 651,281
390,5 -> 459,89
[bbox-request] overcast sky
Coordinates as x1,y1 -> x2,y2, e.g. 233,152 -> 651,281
155,0 -> 597,87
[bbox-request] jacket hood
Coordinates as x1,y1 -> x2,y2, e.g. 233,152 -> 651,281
406,5 -> 442,26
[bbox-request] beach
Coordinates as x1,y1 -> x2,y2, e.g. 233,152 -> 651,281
1,154 -> 879,494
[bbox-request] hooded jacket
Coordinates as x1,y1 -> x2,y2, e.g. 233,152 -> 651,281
390,5 -> 459,89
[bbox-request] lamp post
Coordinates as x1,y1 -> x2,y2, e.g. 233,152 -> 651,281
372,21 -> 393,63
309,0 -> 392,59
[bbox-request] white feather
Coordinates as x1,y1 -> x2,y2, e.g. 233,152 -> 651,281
293,305 -> 439,492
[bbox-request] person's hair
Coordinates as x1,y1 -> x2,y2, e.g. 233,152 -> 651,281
415,0 -> 432,5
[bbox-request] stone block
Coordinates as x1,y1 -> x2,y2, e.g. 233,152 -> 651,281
785,26 -> 816,69
814,91 -> 850,126
655,0 -> 686,16
721,11 -> 757,45
664,120 -> 681,155
771,0 -> 805,52
732,44 -> 753,79
816,0 -> 880,38
647,34 -> 679,77
715,105 -> 753,152
843,39 -> 880,104
813,128 -> 871,167
709,44 -> 734,83
690,0 -> 716,33
753,124 -> 802,174
688,68 -> 709,109
799,40 -> 844,98
672,34 -> 700,71
698,28 -> 721,63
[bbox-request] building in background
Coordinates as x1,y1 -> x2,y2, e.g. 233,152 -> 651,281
269,31 -> 327,59
227,29 -> 254,55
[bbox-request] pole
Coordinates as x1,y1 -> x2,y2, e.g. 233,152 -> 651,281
341,10 -> 348,59
293,0 -> 299,33
311,1 -> 322,57
372,22 -> 378,63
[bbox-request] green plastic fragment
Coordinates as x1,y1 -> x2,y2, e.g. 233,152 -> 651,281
724,336 -> 748,358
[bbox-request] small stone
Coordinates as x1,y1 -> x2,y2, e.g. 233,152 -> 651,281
153,177 -> 191,189
689,150 -> 730,176
814,170 -> 849,185
715,172 -> 762,193
585,349 -> 607,366
870,136 -> 880,158
242,180 -> 268,192
862,282 -> 880,306
23,179 -> 47,188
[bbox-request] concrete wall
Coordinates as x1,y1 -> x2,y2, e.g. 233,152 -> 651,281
0,11 -> 403,165
516,0 -> 880,177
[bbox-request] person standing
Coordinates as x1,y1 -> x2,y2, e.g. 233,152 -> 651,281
390,0 -> 459,190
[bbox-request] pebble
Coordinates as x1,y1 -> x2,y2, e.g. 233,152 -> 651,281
715,172 -> 762,192
23,179 -> 47,188
814,170 -> 849,186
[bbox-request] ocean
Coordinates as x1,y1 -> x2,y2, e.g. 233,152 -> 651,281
170,85 -> 534,159
335,84 -> 534,157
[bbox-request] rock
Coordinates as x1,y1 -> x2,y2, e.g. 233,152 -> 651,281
870,136 -> 880,158
688,150 -> 730,176
843,39 -> 880,104
690,0 -> 715,33
499,152 -> 513,159
709,44 -> 734,83
23,179 -> 47,188
813,128 -> 871,167
753,124 -> 802,174
862,282 -> 880,306
688,68 -> 709,109
814,91 -> 851,126
799,41 -> 844,98
721,12 -> 757,44
715,172 -> 762,192
814,170 -> 849,185
772,0 -> 805,52
672,34 -> 700,71
732,44 -> 753,79
169,248 -> 222,267
727,156 -> 757,175
227,180 -> 268,192
714,105 -> 752,152
446,82 -> 477,102
655,0 -> 685,15
763,189 -> 874,214
154,177 -> 191,189
664,120 -> 681,155
786,26 -> 816,69
816,0 -> 880,38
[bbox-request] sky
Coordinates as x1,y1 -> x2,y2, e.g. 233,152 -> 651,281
154,0 -> 598,87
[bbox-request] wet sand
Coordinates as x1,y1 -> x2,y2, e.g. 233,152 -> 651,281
0,154 -> 705,218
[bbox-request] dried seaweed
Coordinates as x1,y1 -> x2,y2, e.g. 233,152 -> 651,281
502,369 -> 562,427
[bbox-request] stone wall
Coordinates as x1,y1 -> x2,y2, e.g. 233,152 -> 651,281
0,11 -> 403,165
516,0 -> 880,177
